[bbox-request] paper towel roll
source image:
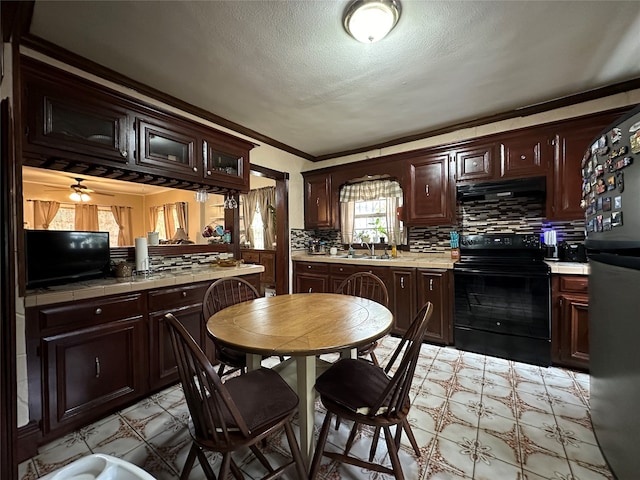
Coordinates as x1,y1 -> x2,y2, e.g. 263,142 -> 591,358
135,237 -> 149,272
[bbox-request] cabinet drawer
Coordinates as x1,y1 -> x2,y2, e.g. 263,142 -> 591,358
147,282 -> 208,312
559,275 -> 588,294
329,264 -> 357,275
241,252 -> 261,263
36,293 -> 144,331
295,262 -> 329,274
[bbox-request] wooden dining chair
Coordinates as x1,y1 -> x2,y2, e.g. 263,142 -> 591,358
202,277 -> 260,377
165,313 -> 307,480
309,302 -> 434,480
336,271 -> 389,366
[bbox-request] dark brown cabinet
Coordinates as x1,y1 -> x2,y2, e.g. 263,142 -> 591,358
417,269 -> 452,345
405,153 -> 455,225
547,110 -> 628,221
389,268 -> 417,335
147,282 -> 211,390
455,144 -> 496,183
27,293 -> 146,437
136,116 -> 199,179
499,132 -> 551,179
241,249 -> 276,287
22,63 -> 132,167
21,57 -> 253,192
552,275 -> 590,370
293,261 -> 329,293
304,173 -> 334,229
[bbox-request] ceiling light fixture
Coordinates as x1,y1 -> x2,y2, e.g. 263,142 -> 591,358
343,0 -> 401,43
69,191 -> 91,202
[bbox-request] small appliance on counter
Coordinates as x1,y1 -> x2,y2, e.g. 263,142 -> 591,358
558,242 -> 587,262
542,229 -> 558,260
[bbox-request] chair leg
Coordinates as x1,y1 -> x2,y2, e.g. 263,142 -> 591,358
370,351 -> 379,366
217,363 -> 226,377
334,416 -> 341,430
194,445 -> 216,480
284,421 -> 308,480
368,426 -> 381,462
402,417 -> 421,457
383,425 -> 405,480
219,453 -> 232,480
230,460 -> 244,480
309,412 -> 333,480
344,421 -> 359,455
249,444 -> 274,473
179,443 -> 198,480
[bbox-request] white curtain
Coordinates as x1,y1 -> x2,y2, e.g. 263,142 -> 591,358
175,202 -> 188,237
163,203 -> 176,240
339,180 -> 405,245
241,191 -> 259,247
256,187 -> 276,248
33,200 -> 60,230
110,206 -> 133,246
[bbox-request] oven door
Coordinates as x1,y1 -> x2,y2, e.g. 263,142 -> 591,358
454,266 -> 551,339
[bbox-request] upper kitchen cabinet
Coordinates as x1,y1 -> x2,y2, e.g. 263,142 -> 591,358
454,143 -> 497,183
304,172 -> 335,229
20,57 -> 253,192
202,131 -> 251,191
21,61 -> 132,168
499,130 -> 552,179
547,109 -> 631,221
405,152 -> 455,225
136,115 -> 198,179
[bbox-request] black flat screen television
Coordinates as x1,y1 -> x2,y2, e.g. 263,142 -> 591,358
25,230 -> 110,288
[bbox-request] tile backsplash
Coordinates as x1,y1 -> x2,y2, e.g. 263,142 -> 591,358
298,195 -> 586,253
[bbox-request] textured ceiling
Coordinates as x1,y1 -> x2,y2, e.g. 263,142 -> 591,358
28,0 -> 640,159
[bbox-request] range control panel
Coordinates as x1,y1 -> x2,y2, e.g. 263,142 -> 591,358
460,234 -> 541,250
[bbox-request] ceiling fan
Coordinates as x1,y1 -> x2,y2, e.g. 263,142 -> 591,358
45,177 -> 114,201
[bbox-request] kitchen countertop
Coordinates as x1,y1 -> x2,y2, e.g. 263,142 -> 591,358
24,263 -> 265,307
292,251 -> 456,269
544,261 -> 590,275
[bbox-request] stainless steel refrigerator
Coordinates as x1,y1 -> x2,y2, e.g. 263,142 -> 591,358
583,103 -> 640,479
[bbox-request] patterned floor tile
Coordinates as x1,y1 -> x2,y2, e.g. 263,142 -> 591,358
22,338 -> 614,480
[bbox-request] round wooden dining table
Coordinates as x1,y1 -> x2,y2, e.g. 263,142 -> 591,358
206,292 -> 394,467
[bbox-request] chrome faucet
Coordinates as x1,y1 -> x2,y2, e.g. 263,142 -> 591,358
362,242 -> 375,257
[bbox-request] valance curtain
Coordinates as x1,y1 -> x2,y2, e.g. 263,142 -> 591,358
339,179 -> 405,245
33,200 -> 60,230
74,204 -> 99,231
110,206 -> 133,246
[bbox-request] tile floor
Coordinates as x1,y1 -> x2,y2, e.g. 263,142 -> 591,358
18,336 -> 611,480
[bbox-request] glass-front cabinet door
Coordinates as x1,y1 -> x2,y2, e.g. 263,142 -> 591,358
136,118 -> 199,179
203,133 -> 251,190
24,78 -> 131,165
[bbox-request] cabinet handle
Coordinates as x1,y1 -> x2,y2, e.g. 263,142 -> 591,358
401,277 -> 405,289
95,357 -> 100,378
308,288 -> 313,293
193,167 -> 198,172
339,268 -> 343,272
520,155 -> 526,160
425,185 -> 430,196
207,170 -> 212,175
316,197 -> 320,206
120,150 -> 127,158
95,308 -> 102,315
429,279 -> 434,291
182,291 -> 187,297
307,265 -> 312,269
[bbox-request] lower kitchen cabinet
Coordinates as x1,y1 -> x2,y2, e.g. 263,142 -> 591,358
27,293 -> 147,438
241,249 -> 276,290
294,261 -> 329,293
147,282 -> 211,391
390,268 -> 417,334
417,269 -> 453,345
551,275 -> 590,370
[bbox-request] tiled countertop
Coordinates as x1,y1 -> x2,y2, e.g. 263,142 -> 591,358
292,251 -> 456,269
24,263 -> 265,307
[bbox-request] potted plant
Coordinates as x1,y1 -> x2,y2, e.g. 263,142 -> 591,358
369,218 -> 387,243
